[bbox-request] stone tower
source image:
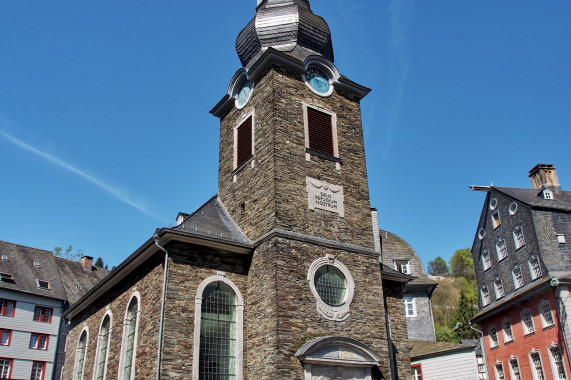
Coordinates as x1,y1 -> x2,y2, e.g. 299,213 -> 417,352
210,1 -> 398,378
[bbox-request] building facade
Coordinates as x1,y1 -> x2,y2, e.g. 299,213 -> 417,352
471,164 -> 571,380
60,1 -> 414,380
0,241 -> 108,380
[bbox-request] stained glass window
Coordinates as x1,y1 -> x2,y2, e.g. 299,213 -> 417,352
315,265 -> 346,306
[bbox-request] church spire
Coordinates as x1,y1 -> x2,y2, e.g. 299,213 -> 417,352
236,0 -> 333,69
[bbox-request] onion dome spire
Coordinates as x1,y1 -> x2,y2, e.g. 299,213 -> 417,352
236,0 -> 334,69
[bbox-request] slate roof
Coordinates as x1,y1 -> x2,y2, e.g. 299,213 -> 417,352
236,0 -> 334,69
172,195 -> 252,246
0,240 -> 109,304
493,186 -> 571,212
407,339 -> 476,360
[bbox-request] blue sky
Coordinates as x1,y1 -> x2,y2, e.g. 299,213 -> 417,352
1,1 -> 570,269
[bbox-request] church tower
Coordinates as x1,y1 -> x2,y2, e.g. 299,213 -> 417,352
210,1 -> 401,379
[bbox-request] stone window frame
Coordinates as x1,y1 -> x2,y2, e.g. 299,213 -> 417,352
509,356 -> 522,380
302,102 -> 340,171
192,272 -> 244,380
492,210 -> 501,229
73,326 -> 89,380
509,202 -> 518,216
496,238 -> 508,261
548,344 -> 568,380
403,296 -> 417,318
233,111 -> 255,177
482,250 -> 492,271
529,255 -> 542,281
93,310 -> 113,380
118,290 -> 141,380
512,265 -> 524,289
502,317 -> 514,343
494,277 -> 505,300
513,226 -> 526,250
489,324 -> 499,348
529,349 -> 546,380
479,228 -> 486,240
490,197 -> 498,210
481,285 -> 491,307
308,255 -> 355,321
538,300 -> 555,328
494,361 -> 506,380
521,308 -> 535,335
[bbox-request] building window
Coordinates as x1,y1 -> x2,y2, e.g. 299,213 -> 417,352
482,285 -> 491,306
490,197 -> 498,210
495,361 -> 506,380
395,260 -> 411,274
530,350 -> 546,380
509,357 -> 522,380
539,300 -> 555,328
412,364 -> 423,380
496,238 -> 508,261
30,361 -> 45,380
494,277 -> 505,299
36,279 -> 50,290
502,318 -> 514,343
33,306 -> 52,323
479,228 -> 486,240
303,103 -> 339,166
557,234 -> 566,244
479,364 -> 486,373
489,325 -> 499,348
521,309 -> 535,335
74,329 -> 88,380
529,255 -> 542,280
0,273 -> 14,283
29,333 -> 49,350
549,345 -> 568,380
193,275 -> 244,380
513,226 -> 526,249
234,114 -> 253,169
509,202 -> 518,215
0,330 -> 11,346
543,189 -> 553,200
512,266 -> 524,289
95,314 -> 112,380
119,294 -> 140,380
404,297 -> 416,317
0,359 -> 11,379
492,211 -> 501,229
482,250 -> 492,271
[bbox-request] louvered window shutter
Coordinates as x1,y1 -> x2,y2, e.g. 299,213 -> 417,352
236,116 -> 253,167
307,108 -> 334,156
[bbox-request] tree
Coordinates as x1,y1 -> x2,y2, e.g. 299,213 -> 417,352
452,290 -> 479,340
94,257 -> 105,268
428,256 -> 449,275
449,248 -> 475,281
53,245 -> 82,260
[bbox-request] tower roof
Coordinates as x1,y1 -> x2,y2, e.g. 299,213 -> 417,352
236,0 -> 334,69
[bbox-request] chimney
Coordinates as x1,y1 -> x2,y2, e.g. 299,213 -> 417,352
80,256 -> 93,271
529,164 -> 561,193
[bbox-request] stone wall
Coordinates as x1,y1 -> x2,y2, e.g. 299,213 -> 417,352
383,281 -> 412,380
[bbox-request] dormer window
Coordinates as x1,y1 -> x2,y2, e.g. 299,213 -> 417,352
37,280 -> 50,290
543,189 -> 553,200
0,273 -> 14,283
33,261 -> 40,267
1,255 -> 7,261
513,226 -> 525,249
394,260 -> 411,275
557,234 -> 566,244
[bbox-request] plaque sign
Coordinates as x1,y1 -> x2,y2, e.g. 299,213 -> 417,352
306,177 -> 344,217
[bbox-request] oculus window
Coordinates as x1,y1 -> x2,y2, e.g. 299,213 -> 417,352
308,256 -> 354,321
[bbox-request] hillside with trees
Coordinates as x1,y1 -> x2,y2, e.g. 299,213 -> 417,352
428,248 -> 479,342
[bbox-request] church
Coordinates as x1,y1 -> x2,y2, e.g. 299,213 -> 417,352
61,1 -> 414,379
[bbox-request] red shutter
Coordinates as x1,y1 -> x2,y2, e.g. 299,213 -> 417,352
236,116 -> 252,167
307,108 -> 334,156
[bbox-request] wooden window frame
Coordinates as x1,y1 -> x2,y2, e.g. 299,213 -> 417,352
0,299 -> 15,317
0,329 -> 12,346
411,363 -> 423,380
30,361 -> 45,380
33,306 -> 53,323
29,333 -> 49,350
0,358 -> 13,379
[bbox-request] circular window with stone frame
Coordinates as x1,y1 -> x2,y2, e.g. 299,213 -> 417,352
489,198 -> 498,210
478,228 -> 486,240
509,202 -> 518,216
308,255 -> 354,321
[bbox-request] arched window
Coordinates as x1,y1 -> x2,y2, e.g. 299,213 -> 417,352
119,293 -> 140,380
73,328 -> 88,380
193,274 -> 243,380
94,313 -> 112,380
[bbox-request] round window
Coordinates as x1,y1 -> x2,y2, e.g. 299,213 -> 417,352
509,202 -> 518,216
478,228 -> 486,240
489,198 -> 498,210
314,265 -> 346,306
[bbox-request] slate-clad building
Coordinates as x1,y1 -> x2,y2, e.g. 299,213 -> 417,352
60,1 -> 415,379
471,164 -> 571,380
0,240 -> 108,380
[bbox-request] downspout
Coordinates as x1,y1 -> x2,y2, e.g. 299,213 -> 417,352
552,279 -> 571,370
154,233 -> 169,380
469,323 -> 490,380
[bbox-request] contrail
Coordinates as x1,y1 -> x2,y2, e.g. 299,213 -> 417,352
0,127 -> 160,219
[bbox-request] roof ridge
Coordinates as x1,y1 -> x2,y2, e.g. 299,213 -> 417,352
0,240 -> 52,254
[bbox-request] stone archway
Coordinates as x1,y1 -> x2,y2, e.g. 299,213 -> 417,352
296,336 -> 380,380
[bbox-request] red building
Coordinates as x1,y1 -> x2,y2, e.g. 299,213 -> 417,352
471,165 -> 571,380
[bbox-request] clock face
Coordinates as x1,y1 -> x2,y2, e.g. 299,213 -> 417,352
304,67 -> 331,94
236,79 -> 252,108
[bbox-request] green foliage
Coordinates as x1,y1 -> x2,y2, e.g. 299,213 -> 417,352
428,256 -> 449,274
94,257 -> 105,268
452,290 -> 479,340
449,248 -> 475,281
53,245 -> 82,260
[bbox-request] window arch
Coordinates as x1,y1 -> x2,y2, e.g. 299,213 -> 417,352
119,292 -> 140,380
94,311 -> 112,380
193,273 -> 244,380
73,327 -> 89,380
